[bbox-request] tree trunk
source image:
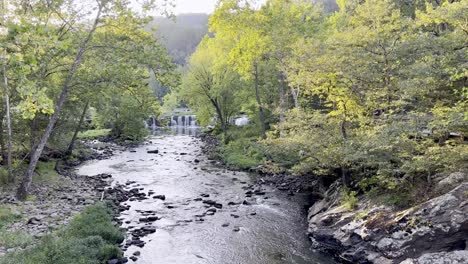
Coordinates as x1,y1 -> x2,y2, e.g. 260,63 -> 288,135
210,98 -> 228,141
16,5 -> 103,200
290,86 -> 299,108
2,0 -> 13,185
3,50 -> 13,183
278,71 -> 287,137
65,100 -> 89,157
254,63 -> 266,139
341,167 -> 350,188
29,117 -> 38,160
0,111 -> 6,166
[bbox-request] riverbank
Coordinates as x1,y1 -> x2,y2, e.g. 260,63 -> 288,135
199,132 -> 468,264
0,140 -> 127,261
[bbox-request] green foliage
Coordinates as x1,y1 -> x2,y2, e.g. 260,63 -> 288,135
0,229 -> 33,249
0,203 -> 123,264
64,203 -> 124,245
0,167 -> 8,185
77,129 -> 111,140
218,125 -> 264,169
222,138 -> 263,170
177,0 -> 468,208
341,189 -> 358,210
33,162 -> 60,184
0,206 -> 22,229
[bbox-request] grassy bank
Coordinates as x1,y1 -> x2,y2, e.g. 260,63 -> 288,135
0,203 -> 124,264
77,129 -> 112,140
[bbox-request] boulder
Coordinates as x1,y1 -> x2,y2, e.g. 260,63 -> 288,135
308,183 -> 468,263
401,250 -> 468,264
435,172 -> 467,193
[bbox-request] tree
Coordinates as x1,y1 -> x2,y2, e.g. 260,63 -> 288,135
14,0 -> 175,200
179,36 -> 246,139
1,0 -> 12,182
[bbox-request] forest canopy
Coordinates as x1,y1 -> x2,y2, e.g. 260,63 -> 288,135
171,0 -> 468,206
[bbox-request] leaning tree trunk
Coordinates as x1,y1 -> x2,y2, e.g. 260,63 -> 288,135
16,5 -> 103,200
65,100 -> 89,157
210,98 -> 228,142
254,63 -> 266,139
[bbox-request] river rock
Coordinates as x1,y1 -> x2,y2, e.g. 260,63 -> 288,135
153,195 -> 166,200
400,250 -> 468,264
435,172 -> 467,193
308,182 -> 468,263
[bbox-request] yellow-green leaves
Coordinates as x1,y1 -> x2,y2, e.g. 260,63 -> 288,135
16,88 -> 55,120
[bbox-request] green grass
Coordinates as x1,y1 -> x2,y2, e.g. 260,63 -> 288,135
33,162 -> 60,184
0,205 -> 22,229
0,230 -> 33,249
222,138 -> 263,170
77,129 -> 111,140
0,203 -> 124,264
0,167 -> 8,185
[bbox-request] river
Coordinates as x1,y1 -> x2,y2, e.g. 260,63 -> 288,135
77,132 -> 334,264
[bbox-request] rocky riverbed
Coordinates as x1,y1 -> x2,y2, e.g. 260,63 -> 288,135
77,133 -> 334,264
0,141 -> 124,257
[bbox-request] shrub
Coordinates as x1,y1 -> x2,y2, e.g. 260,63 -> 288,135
222,138 -> 263,170
0,206 -> 22,229
0,203 -> 124,264
64,203 -> 124,244
0,229 -> 33,249
77,129 -> 111,140
341,189 -> 359,210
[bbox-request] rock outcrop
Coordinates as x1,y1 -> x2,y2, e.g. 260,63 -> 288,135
308,181 -> 468,263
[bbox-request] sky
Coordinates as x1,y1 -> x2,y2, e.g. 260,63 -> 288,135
172,0 -> 218,14
170,0 -> 265,14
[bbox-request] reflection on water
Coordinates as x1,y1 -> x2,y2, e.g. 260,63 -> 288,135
150,126 -> 200,136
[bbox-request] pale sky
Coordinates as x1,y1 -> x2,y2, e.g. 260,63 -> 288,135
170,0 -> 265,14
172,0 -> 219,14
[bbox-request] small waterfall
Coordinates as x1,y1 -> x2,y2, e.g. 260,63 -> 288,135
235,115 -> 250,126
151,117 -> 157,130
168,115 -> 197,127
177,116 -> 183,126
170,116 -> 177,126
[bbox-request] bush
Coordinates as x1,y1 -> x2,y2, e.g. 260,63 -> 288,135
77,129 -> 111,140
0,229 -> 33,249
0,206 -> 22,229
341,189 -> 358,210
0,203 -> 124,264
0,167 -> 8,185
222,138 -> 263,170
65,203 -> 124,244
34,162 -> 61,184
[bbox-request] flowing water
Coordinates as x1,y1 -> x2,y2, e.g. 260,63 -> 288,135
77,132 -> 334,264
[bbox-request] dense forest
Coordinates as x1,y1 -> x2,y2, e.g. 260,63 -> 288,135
171,0 -> 467,207
0,0 -> 178,199
0,0 -> 466,263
